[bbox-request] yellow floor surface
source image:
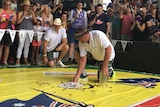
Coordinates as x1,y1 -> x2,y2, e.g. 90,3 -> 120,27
0,67 -> 160,107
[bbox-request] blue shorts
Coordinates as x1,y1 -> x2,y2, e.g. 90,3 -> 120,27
68,28 -> 78,44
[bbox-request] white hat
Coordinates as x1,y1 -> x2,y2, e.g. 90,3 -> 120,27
53,18 -> 62,25
37,16 -> 42,22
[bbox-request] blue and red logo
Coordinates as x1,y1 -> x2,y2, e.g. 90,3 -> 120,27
0,94 -> 75,107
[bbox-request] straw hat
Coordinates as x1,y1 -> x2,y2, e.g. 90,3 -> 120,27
53,18 -> 62,25
20,0 -> 31,7
74,26 -> 89,39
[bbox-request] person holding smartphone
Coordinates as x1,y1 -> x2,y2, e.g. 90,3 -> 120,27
16,0 -> 36,66
67,1 -> 88,65
130,10 -> 146,41
89,4 -> 111,38
0,0 -> 17,65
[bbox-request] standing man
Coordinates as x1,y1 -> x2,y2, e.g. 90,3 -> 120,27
67,0 -> 88,64
43,18 -> 69,67
89,4 -> 111,38
73,26 -> 116,82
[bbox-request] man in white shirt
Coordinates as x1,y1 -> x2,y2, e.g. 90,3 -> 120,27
43,18 -> 69,67
73,26 -> 116,82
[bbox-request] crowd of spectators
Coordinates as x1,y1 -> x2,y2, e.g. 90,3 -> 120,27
106,0 -> 159,42
0,0 -> 159,66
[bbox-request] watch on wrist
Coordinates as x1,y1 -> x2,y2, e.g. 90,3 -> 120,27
43,54 -> 47,57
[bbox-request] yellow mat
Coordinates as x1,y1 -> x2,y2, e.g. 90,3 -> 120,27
0,67 -> 160,107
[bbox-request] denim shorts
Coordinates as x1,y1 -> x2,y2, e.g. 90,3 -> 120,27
68,27 -> 78,44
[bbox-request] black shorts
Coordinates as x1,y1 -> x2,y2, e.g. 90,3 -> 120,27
97,60 -> 114,70
0,31 -> 12,45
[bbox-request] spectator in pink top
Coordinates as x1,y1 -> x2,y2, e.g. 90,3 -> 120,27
0,0 -> 16,65
120,6 -> 134,41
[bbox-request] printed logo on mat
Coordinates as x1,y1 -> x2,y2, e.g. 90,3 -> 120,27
129,95 -> 160,107
0,94 -> 76,107
116,78 -> 160,88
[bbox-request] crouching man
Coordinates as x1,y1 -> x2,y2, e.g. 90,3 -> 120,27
43,18 -> 69,67
73,26 -> 116,82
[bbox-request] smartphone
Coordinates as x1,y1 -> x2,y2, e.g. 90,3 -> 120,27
9,14 -> 14,21
135,15 -> 141,22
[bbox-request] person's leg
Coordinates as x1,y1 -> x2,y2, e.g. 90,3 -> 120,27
0,45 -> 3,63
3,45 -> 10,65
31,46 -> 36,64
47,61 -> 54,67
97,60 -> 116,81
56,44 -> 69,67
1,32 -> 12,65
74,49 -> 79,63
53,52 -> 59,63
16,34 -> 26,65
8,39 -> 17,64
9,33 -> 19,64
108,60 -> 116,80
45,51 -> 55,67
57,44 -> 69,62
72,40 -> 79,64
68,43 -> 75,63
35,46 -> 40,63
67,28 -> 75,64
0,32 -> 6,64
97,62 -> 102,82
23,33 -> 31,65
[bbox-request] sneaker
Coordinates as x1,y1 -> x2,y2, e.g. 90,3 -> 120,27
57,60 -> 66,67
15,63 -> 20,67
1,59 -> 8,66
72,59 -> 77,64
24,61 -> 31,66
66,59 -> 73,65
78,75 -> 88,82
109,67 -> 116,80
2,62 -> 8,66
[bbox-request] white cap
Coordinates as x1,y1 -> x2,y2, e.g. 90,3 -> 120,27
37,16 -> 42,22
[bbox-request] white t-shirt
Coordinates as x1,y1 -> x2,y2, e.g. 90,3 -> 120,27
79,30 -> 115,61
44,27 -> 67,52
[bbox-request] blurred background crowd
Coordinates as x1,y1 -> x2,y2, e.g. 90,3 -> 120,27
0,0 -> 159,66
